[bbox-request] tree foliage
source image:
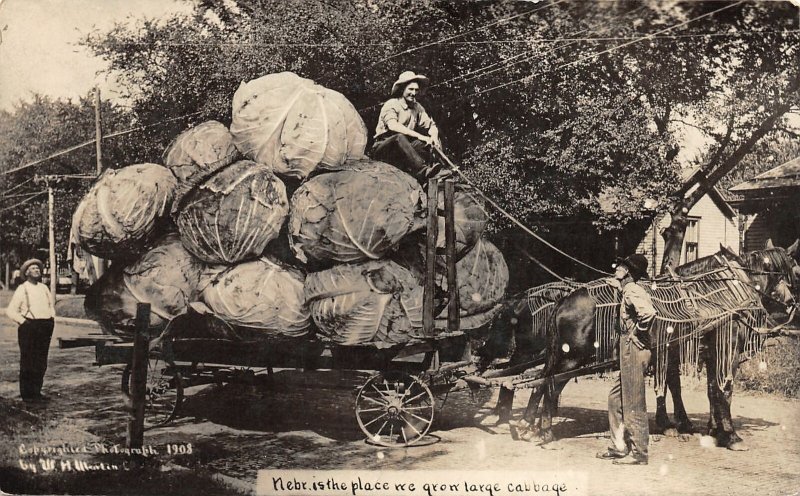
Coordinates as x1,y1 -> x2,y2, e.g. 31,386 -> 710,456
0,94 -> 137,266
5,0 -> 797,283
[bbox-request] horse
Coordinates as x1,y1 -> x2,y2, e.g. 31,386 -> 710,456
716,239 -> 799,321
498,251 -> 774,450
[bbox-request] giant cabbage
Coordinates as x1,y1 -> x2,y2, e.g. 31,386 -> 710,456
84,233 -> 204,339
174,160 -> 289,264
430,184 -> 489,258
230,72 -> 367,179
72,163 -> 177,259
163,120 -> 240,207
201,256 -> 311,337
304,260 -> 426,347
436,238 -> 509,316
289,161 -> 425,263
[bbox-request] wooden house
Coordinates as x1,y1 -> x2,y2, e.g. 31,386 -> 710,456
636,169 -> 740,278
729,156 -> 800,252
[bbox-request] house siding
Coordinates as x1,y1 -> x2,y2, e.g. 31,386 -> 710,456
636,193 -> 739,277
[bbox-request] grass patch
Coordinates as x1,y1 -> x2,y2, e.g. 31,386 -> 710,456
736,337 -> 800,398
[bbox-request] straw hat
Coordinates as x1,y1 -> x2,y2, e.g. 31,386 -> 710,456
391,71 -> 429,95
20,258 -> 44,277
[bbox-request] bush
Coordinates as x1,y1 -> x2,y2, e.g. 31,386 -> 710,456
736,337 -> 800,398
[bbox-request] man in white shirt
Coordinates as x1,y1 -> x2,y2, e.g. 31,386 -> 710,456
372,71 -> 449,182
6,259 -> 56,402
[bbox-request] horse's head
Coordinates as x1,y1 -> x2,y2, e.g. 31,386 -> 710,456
745,239 -> 800,312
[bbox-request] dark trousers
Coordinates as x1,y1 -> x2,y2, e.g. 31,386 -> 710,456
608,338 -> 651,458
372,134 -> 435,180
18,318 -> 55,399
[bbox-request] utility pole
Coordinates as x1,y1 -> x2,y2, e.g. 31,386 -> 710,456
35,174 -> 96,303
94,88 -> 107,278
47,181 -> 56,308
94,88 -> 104,176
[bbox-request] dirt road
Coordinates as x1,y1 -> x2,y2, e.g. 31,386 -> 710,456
1,316 -> 799,496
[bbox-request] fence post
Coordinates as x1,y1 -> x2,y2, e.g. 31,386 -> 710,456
444,179 -> 460,334
423,178 -> 439,337
127,303 -> 150,466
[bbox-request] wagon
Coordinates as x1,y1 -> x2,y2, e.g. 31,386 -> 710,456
92,177 -> 505,448
95,305 -> 492,448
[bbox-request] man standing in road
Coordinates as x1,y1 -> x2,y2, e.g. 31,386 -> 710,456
597,253 -> 656,466
6,259 -> 56,402
372,71 -> 449,181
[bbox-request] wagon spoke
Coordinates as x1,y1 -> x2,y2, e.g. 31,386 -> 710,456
372,383 -> 392,401
401,425 -> 408,444
400,416 -> 423,437
361,394 -> 389,407
406,411 -> 432,425
363,412 -> 389,428
357,406 -> 386,413
402,391 -> 428,405
376,420 -> 389,438
401,405 -> 432,411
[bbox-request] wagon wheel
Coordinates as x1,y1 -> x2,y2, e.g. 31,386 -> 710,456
122,356 -> 183,428
355,371 -> 435,448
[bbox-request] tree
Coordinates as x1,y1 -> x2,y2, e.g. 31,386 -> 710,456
0,94 -> 136,268
79,0 -> 799,282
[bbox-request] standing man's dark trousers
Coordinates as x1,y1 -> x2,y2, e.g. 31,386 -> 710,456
18,318 -> 55,400
372,134 -> 439,181
608,338 -> 651,460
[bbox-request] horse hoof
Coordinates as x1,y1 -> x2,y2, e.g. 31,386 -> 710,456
663,428 -> 679,438
677,423 -> 695,435
728,441 -> 749,452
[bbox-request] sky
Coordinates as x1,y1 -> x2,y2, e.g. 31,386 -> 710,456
0,0 -> 191,110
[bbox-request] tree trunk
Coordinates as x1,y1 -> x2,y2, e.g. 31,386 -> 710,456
660,201 -> 689,274
658,74 -> 799,275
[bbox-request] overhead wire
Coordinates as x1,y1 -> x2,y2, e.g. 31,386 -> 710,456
1,111 -> 203,178
367,0 -> 568,68
447,1 -> 746,104
0,191 -> 47,213
431,3 -> 651,91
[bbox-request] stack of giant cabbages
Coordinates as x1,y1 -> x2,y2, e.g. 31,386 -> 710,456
75,72 -> 508,347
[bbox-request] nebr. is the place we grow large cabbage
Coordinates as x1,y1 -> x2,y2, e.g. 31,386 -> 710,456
201,256 -> 311,337
72,163 -> 177,259
175,160 -> 289,264
289,160 -> 425,264
230,72 -> 367,180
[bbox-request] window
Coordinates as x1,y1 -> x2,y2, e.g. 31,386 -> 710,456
684,218 -> 699,263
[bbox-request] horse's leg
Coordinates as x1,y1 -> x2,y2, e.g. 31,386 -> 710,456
496,385 -> 514,425
703,338 -> 721,438
666,350 -> 693,434
539,381 -> 556,444
716,376 -> 747,451
511,384 -> 545,441
655,349 -> 676,434
718,337 -> 747,451
539,379 -> 568,444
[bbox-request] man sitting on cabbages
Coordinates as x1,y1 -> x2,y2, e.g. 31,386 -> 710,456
372,71 -> 451,182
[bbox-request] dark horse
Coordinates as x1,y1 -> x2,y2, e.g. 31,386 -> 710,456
493,248 -> 793,450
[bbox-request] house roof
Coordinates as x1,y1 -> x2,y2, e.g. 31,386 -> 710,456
680,167 -> 737,218
730,156 -> 800,193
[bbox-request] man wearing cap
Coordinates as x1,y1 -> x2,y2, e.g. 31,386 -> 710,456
372,71 -> 448,181
596,253 -> 656,465
6,259 -> 56,402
